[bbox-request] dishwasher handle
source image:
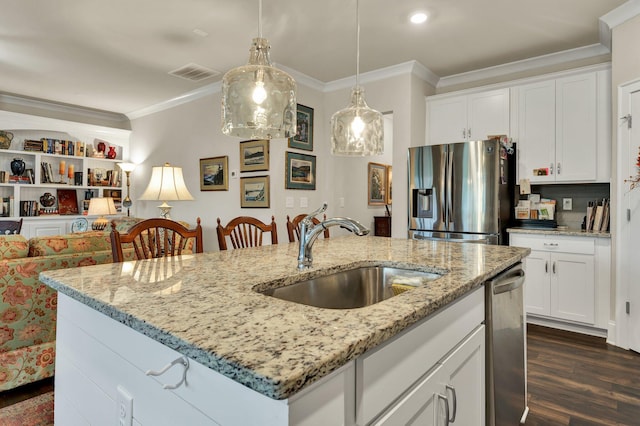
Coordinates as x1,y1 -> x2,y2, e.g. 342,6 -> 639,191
491,268 -> 525,295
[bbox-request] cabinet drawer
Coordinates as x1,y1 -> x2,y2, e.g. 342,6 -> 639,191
511,234 -> 595,255
356,287 -> 484,425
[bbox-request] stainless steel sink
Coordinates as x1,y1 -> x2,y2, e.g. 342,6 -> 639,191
259,266 -> 443,309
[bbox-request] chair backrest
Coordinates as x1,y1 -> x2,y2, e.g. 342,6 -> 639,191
110,217 -> 203,262
0,218 -> 23,235
216,216 -> 278,250
286,214 -> 329,243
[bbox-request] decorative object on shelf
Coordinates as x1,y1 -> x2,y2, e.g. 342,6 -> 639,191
88,197 -> 117,230
0,130 -> 13,149
39,192 -> 56,208
221,0 -> 296,140
285,151 -> 316,190
96,140 -> 106,157
58,160 -> 66,183
71,217 -> 89,233
10,158 -> 25,176
139,163 -> 194,218
368,162 -> 388,206
117,162 -> 136,216
199,156 -> 228,191
107,146 -> 117,159
240,175 -> 270,208
330,0 -> 383,156
239,139 -> 269,172
288,104 -> 314,151
67,162 -> 75,185
624,146 -> 640,190
56,189 -> 79,215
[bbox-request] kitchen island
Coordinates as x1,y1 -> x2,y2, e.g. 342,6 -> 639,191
41,236 -> 529,425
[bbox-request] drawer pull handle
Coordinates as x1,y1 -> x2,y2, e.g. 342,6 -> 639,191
446,384 -> 457,422
146,356 -> 189,390
437,393 -> 450,425
553,261 -> 556,274
545,261 -> 548,273
543,243 -> 559,247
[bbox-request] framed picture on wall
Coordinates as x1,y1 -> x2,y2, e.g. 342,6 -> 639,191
386,165 -> 392,204
240,140 -> 269,172
288,104 -> 314,151
200,156 -> 229,191
368,162 -> 388,206
285,151 -> 316,190
240,175 -> 270,208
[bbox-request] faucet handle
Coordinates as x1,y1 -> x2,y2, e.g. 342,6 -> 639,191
302,203 -> 328,226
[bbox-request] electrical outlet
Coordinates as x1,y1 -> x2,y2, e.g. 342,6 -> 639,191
285,197 -> 294,208
230,169 -> 239,179
300,197 -> 308,208
563,198 -> 573,211
117,385 -> 133,426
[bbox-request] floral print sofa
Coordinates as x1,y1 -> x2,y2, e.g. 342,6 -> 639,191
0,217 -> 141,392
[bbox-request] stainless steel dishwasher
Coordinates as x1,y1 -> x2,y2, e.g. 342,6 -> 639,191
486,262 -> 528,426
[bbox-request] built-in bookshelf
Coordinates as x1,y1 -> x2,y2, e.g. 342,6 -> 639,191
0,110 -> 131,237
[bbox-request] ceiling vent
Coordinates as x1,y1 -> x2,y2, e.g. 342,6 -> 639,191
169,63 -> 220,82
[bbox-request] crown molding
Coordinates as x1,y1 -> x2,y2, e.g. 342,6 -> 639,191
600,0 -> 640,30
323,61 -> 439,92
126,81 -> 222,120
276,64 -> 326,92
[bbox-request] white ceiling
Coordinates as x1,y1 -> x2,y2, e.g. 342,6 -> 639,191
0,0 -> 627,116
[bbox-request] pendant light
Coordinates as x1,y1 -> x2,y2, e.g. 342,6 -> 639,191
221,0 -> 297,140
330,0 -> 384,156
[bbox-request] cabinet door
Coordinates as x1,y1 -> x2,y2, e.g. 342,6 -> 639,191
517,80 -> 556,183
522,250 -> 551,316
439,326 -> 485,426
555,73 -> 597,182
550,253 -> 595,324
467,89 -> 510,141
427,95 -> 467,145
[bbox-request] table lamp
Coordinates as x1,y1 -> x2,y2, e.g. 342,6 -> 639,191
88,197 -> 118,230
117,162 -> 136,216
139,163 -> 194,219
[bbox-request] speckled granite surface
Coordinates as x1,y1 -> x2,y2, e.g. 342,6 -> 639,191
41,236 -> 529,400
507,227 -> 611,238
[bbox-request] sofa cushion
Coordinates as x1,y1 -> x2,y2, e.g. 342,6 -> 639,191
28,232 -> 112,257
0,235 -> 29,260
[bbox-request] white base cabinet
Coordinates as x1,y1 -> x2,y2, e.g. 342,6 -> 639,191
510,233 -> 610,335
55,287 -> 485,426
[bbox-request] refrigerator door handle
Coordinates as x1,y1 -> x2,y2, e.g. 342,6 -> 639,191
440,150 -> 447,224
446,149 -> 453,227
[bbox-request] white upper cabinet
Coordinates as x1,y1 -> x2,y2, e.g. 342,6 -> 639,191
426,88 -> 510,145
515,69 -> 610,184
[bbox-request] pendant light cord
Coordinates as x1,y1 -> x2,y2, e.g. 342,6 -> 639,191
258,0 -> 263,38
355,0 -> 360,89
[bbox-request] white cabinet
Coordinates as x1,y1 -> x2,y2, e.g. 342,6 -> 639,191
516,70 -> 610,183
55,285 -> 486,426
426,88 -> 510,145
510,233 -> 610,334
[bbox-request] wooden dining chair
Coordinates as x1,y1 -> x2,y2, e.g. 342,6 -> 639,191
110,217 -> 203,262
216,216 -> 278,250
0,218 -> 23,235
286,213 -> 329,243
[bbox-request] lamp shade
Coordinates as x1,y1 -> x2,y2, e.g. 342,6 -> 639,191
331,87 -> 384,156
117,162 -> 136,173
139,163 -> 194,202
87,197 -> 117,216
221,37 -> 297,139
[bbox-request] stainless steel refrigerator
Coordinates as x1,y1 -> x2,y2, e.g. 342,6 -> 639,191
408,139 -> 515,244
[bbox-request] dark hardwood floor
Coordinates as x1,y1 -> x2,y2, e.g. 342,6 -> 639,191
526,324 -> 640,426
1,326 -> 639,425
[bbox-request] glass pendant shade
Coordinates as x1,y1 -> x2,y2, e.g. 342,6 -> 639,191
221,37 -> 297,139
331,87 -> 384,156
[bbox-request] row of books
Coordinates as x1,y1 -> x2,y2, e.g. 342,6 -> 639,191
24,139 -> 86,157
19,200 -> 40,217
1,196 -> 14,217
586,199 -> 610,232
0,171 -> 33,184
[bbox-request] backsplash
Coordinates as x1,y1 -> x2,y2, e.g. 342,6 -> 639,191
520,183 -> 610,230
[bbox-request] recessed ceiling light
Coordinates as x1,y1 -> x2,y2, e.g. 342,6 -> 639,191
410,12 -> 428,24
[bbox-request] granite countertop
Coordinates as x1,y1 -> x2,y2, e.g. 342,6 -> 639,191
507,227 -> 611,238
40,236 -> 529,400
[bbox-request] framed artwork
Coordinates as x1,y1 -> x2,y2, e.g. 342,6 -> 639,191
57,189 -> 79,215
200,156 -> 229,191
368,162 -> 388,206
285,151 -> 316,190
288,104 -> 314,151
240,175 -> 270,208
240,140 -> 269,172
386,165 -> 393,204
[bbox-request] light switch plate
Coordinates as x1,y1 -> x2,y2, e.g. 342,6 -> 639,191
300,197 -> 308,208
286,197 -> 294,208
563,198 -> 572,211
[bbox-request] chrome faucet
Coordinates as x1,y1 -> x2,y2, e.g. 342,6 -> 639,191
297,203 -> 370,269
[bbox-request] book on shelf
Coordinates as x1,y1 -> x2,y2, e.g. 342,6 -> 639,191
8,175 -> 31,184
19,200 -> 39,217
1,196 -> 14,217
23,139 -> 44,152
